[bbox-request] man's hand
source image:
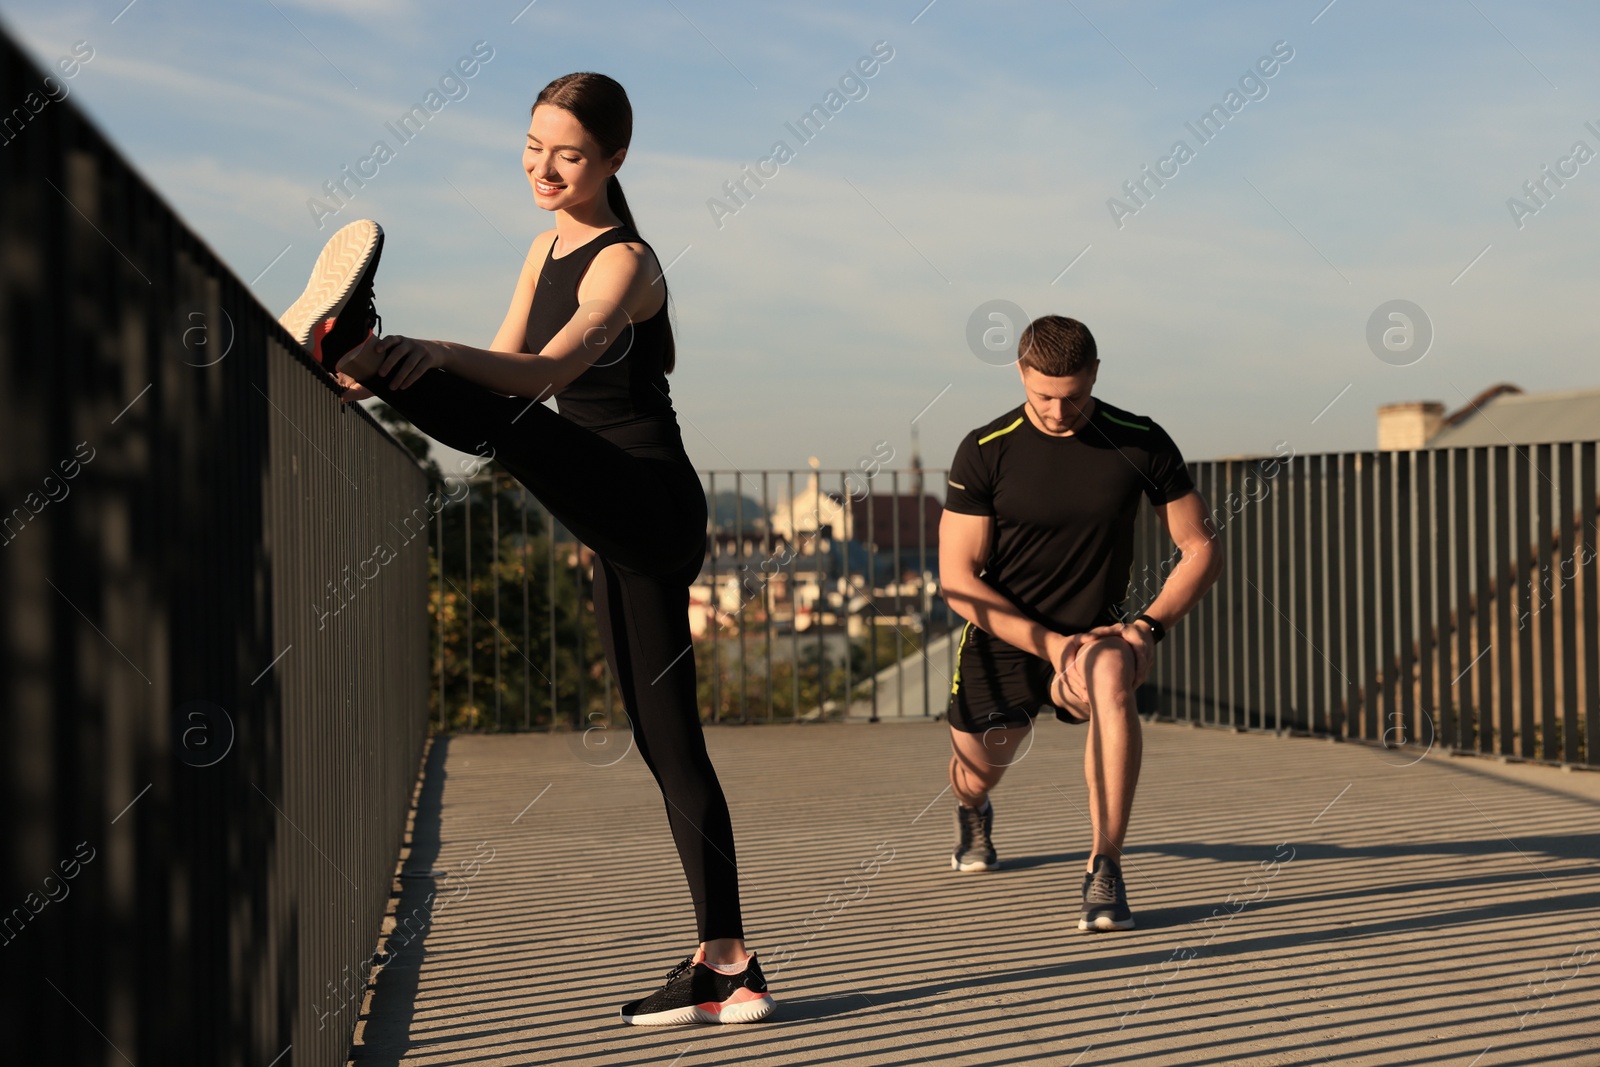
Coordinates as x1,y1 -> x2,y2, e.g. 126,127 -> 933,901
1044,630 -> 1090,678
1087,621 -> 1157,686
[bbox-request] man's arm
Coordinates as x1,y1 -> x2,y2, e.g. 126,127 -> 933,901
1142,489 -> 1223,630
1094,488 -> 1223,680
939,510 -> 1079,672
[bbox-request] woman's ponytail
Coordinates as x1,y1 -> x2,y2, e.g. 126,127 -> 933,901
605,174 -> 636,231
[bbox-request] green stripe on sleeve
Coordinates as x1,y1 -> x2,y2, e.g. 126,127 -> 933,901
977,417 -> 1025,445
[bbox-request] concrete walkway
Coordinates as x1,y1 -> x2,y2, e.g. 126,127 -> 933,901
846,627 -> 957,721
349,721 -> 1600,1066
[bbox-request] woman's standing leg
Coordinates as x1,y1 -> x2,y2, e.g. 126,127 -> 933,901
591,556 -> 743,941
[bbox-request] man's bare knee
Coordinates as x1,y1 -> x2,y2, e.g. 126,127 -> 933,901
1082,637 -> 1135,691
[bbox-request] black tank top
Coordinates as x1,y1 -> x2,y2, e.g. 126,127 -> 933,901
525,225 -> 676,435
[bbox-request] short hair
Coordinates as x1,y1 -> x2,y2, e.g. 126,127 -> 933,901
1018,315 -> 1097,376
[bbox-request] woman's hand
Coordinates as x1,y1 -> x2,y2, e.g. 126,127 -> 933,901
334,371 -> 374,403
362,334 -> 450,390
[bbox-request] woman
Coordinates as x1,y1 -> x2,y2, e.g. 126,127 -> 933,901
308,72 -> 771,1026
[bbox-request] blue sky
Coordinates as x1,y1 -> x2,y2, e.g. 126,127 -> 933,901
4,0 -> 1598,478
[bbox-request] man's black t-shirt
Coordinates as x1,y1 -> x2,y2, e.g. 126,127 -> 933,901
943,398 -> 1194,649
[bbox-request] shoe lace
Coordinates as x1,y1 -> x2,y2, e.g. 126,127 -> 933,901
661,956 -> 696,984
352,279 -> 379,334
1086,861 -> 1123,905
959,804 -> 991,851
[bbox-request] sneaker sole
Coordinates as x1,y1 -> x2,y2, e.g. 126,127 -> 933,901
278,219 -> 384,348
951,856 -> 1000,872
621,994 -> 776,1026
1077,915 -> 1136,932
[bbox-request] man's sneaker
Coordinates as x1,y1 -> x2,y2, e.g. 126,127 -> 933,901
278,219 -> 384,375
619,953 -> 775,1026
1078,854 -> 1135,931
951,799 -> 998,872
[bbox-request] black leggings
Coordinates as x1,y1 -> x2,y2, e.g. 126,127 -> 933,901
354,365 -> 743,942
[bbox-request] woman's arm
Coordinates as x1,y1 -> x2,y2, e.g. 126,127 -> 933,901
351,238 -> 665,394
486,231 -> 555,355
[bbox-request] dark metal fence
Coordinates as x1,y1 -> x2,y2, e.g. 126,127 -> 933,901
427,467 -> 957,729
2,28 -> 431,1067
1133,445 -> 1600,767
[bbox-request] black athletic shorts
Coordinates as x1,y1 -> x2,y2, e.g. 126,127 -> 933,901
947,621 -> 1087,733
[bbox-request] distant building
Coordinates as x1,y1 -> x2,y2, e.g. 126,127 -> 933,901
848,492 -> 941,578
769,466 -> 854,545
1377,383 -> 1600,449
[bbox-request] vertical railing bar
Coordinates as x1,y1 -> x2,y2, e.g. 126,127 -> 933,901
1397,450 -> 1417,751
465,480 -> 474,729
548,499 -> 557,734
892,469 -> 904,720
1229,461 -> 1246,727
841,472 -> 854,721
867,484 -> 878,721
1556,444 -> 1580,764
492,473 -> 502,731
736,472 -> 748,724
790,470 -> 799,720
435,498 -> 445,732
814,471 -> 824,719
1309,454 -> 1327,733
1256,457 -> 1272,730
1289,453 -> 1303,732
521,485 -> 530,730
1513,448 -> 1536,757
708,471 -> 719,723
1579,443 -> 1599,765
1492,447 -> 1515,754
574,540 -> 585,731
763,472 -> 774,724
1473,448 -> 1494,753
1433,449 -> 1456,752
1376,451 -> 1397,744
1535,444 -> 1558,761
919,467 -> 929,718
1339,453 -> 1360,740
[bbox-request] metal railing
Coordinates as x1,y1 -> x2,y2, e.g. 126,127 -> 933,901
427,467 -> 959,728
427,441 -> 1599,772
1133,445 -> 1600,767
2,28 -> 431,1065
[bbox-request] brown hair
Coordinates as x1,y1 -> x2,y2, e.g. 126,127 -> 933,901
533,73 -> 675,372
1018,315 -> 1097,376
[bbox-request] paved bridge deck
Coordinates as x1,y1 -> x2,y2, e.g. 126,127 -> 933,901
348,720 -> 1600,1066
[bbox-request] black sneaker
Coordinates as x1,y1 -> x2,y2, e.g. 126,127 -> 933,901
1078,854 -> 1135,931
619,953 -> 776,1026
278,218 -> 384,376
951,799 -> 998,872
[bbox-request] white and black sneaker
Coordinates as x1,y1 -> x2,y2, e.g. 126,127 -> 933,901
619,953 -> 775,1026
1078,854 -> 1135,931
278,218 -> 384,375
951,799 -> 999,872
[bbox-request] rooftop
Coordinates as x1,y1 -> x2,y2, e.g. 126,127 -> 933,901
1427,385 -> 1600,448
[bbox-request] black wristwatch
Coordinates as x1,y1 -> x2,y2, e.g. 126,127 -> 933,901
1133,613 -> 1166,644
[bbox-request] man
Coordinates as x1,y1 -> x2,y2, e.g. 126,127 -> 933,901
938,314 -> 1221,931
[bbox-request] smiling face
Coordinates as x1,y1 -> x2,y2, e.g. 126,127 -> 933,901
523,104 -> 625,213
1019,362 -> 1099,435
